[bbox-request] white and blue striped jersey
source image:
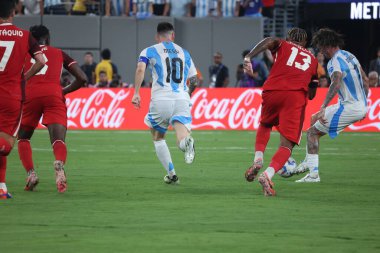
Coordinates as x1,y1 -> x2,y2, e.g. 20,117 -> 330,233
152,0 -> 169,4
195,0 -> 211,17
327,50 -> 367,106
133,0 -> 153,14
44,0 -> 62,7
221,0 -> 240,17
138,42 -> 197,100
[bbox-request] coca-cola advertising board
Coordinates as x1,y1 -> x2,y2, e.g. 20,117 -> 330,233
62,88 -> 380,132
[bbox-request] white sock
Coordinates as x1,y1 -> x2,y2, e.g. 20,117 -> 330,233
154,140 -> 176,177
264,167 -> 275,180
0,182 -> 7,192
254,151 -> 264,162
306,154 -> 319,177
178,137 -> 187,152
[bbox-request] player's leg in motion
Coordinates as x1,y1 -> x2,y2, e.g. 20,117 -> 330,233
295,126 -> 325,183
151,129 -> 179,184
174,122 -> 195,164
0,133 -> 15,199
18,128 -> 39,191
48,124 -> 68,192
245,124 -> 271,182
258,135 -> 295,196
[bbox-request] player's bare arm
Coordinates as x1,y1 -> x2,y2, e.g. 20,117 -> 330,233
188,75 -> 198,97
63,63 -> 87,95
244,37 -> 281,60
316,71 -> 343,123
132,62 -> 147,109
243,37 -> 281,76
24,53 -> 45,81
360,66 -> 369,97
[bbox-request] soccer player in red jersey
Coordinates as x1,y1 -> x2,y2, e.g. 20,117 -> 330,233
17,25 -> 87,193
0,0 -> 46,199
243,28 -> 319,196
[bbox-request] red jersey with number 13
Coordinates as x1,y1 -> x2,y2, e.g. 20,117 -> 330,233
0,23 -> 41,100
263,40 -> 318,92
24,45 -> 76,100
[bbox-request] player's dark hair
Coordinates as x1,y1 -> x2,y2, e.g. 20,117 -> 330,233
0,0 -> 16,19
85,52 -> 93,56
157,22 -> 174,35
312,28 -> 344,49
101,49 -> 111,60
287,27 -> 307,44
99,70 -> 107,75
29,25 -> 50,45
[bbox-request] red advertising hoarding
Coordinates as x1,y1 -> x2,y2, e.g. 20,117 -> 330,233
63,88 -> 380,132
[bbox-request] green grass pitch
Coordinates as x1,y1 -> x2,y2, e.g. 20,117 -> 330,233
1,130 -> 379,253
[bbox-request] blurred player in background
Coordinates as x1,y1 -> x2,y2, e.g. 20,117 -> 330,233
244,28 -> 318,196
132,22 -> 198,184
294,28 -> 369,183
17,25 -> 87,193
0,0 -> 45,199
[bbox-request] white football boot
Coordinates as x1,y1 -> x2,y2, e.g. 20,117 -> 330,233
184,136 -> 195,164
295,173 -> 321,183
293,160 -> 309,175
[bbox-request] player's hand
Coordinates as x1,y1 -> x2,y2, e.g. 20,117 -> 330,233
132,94 -> 141,109
315,108 -> 327,125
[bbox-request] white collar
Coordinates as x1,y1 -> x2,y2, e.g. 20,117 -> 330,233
0,23 -> 12,26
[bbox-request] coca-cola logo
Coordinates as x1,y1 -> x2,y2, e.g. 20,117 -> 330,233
349,90 -> 380,130
191,89 -> 262,129
66,89 -> 130,128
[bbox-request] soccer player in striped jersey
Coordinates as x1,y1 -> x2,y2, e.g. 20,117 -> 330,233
192,0 -> 211,17
217,0 -> 240,17
132,0 -> 153,18
132,22 -> 198,184
295,28 -> 369,183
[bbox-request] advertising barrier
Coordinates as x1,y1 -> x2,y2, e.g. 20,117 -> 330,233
63,88 -> 380,132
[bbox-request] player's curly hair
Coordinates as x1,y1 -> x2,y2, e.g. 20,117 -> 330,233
287,27 -> 307,43
29,25 -> 50,43
312,28 -> 344,49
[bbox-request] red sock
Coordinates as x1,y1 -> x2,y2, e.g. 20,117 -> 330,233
0,156 -> 7,182
52,140 -> 67,164
18,139 -> 34,172
270,146 -> 292,173
0,138 -> 12,156
255,124 -> 271,152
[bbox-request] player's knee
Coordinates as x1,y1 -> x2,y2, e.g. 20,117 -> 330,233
0,138 -> 12,156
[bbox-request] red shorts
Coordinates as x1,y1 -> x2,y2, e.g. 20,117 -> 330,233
0,97 -> 22,137
21,96 -> 67,130
261,90 -> 307,145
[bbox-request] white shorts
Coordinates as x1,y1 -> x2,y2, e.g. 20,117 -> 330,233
144,99 -> 192,133
314,102 -> 367,139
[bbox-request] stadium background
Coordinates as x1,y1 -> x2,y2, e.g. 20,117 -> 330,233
2,1 -> 380,252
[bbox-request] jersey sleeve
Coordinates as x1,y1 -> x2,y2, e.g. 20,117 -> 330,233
138,48 -> 149,65
188,58 -> 197,78
327,57 -> 342,78
28,33 -> 42,57
62,51 -> 77,69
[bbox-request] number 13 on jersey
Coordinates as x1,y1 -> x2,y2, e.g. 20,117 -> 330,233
286,46 -> 311,71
